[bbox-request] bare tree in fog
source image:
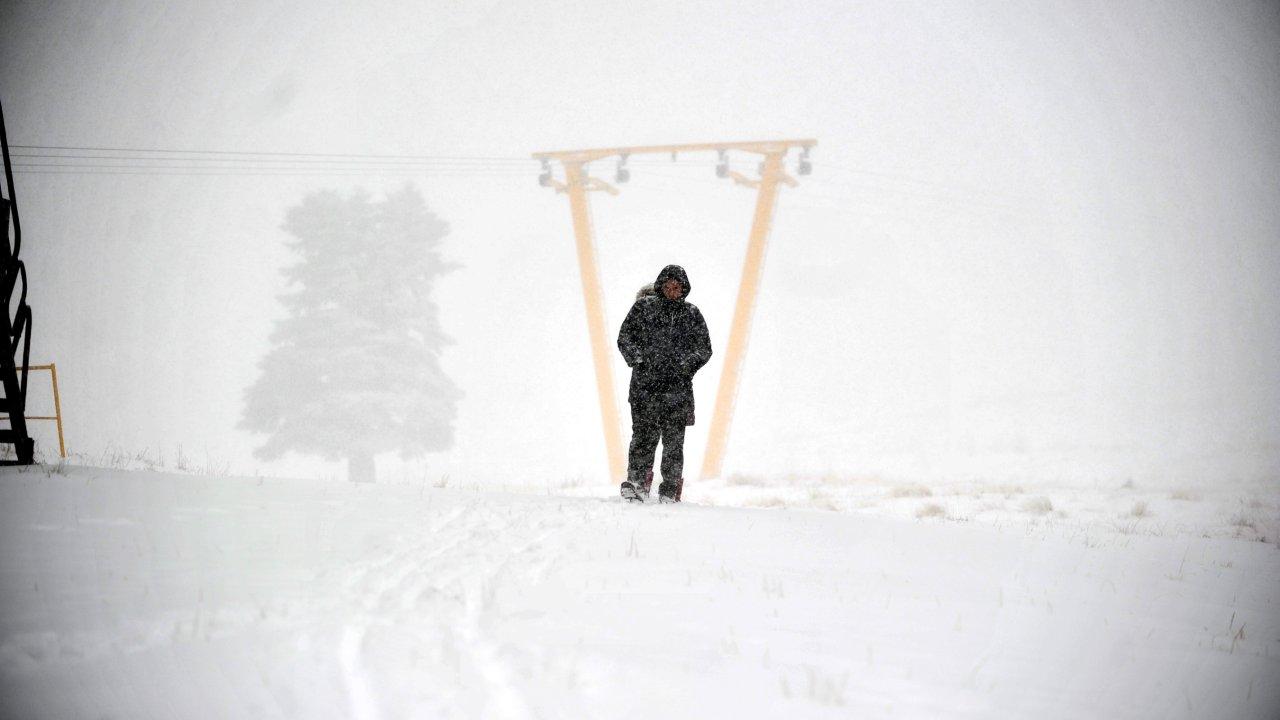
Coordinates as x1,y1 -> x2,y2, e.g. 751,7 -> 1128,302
240,184 -> 462,482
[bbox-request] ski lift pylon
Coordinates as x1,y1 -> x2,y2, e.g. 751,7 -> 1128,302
531,139 -> 817,483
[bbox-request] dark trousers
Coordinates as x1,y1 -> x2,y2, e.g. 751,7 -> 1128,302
625,402 -> 687,500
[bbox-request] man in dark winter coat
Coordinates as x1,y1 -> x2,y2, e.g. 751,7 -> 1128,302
616,264 -> 713,503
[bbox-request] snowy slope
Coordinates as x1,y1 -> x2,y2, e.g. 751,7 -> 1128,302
0,465 -> 1277,719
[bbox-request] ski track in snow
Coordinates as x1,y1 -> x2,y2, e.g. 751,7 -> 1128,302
334,501 -> 567,720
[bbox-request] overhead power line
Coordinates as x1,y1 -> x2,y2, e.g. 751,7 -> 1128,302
12,153 -> 528,166
10,143 -> 532,162
13,168 -> 533,176
11,142 -> 1177,230
12,162 -> 531,172
10,144 -> 714,166
8,143 -> 539,177
8,143 -> 718,179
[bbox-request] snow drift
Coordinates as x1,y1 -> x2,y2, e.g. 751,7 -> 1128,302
0,464 -> 1276,719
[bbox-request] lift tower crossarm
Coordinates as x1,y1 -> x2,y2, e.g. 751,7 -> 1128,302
533,139 -> 816,165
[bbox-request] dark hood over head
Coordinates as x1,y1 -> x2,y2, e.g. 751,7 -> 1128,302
654,264 -> 691,300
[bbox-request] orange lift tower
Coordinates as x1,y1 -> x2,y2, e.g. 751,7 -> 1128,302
533,139 -> 815,484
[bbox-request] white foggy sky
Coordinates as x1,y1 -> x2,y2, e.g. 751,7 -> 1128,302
0,0 -> 1276,484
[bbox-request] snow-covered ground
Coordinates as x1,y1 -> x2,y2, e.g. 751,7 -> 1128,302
0,463 -> 1277,719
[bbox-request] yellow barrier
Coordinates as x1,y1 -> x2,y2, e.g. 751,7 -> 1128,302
2,362 -> 66,458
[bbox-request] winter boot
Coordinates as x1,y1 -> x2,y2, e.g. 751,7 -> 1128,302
657,476 -> 683,503
622,467 -> 654,503
620,480 -> 644,503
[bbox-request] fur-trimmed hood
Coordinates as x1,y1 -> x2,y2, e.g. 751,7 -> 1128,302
640,264 -> 691,301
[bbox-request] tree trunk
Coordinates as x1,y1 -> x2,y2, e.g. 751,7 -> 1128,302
348,453 -> 376,484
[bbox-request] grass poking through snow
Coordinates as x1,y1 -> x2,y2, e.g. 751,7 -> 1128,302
916,503 -> 946,519
889,484 -> 933,498
1021,496 -> 1054,515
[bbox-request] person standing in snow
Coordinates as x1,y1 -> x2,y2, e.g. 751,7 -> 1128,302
616,265 -> 713,503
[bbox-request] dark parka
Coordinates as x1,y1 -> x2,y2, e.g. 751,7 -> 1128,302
617,265 -> 713,424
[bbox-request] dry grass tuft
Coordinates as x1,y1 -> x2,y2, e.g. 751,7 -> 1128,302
1113,519 -> 1141,535
890,484 -> 933,498
805,488 -> 840,511
1020,496 -> 1054,514
819,473 -> 879,487
1130,501 -> 1150,518
1229,512 -> 1257,531
915,502 -> 946,519
1170,489 -> 1201,501
990,484 -> 1025,497
726,473 -> 768,487
40,460 -> 70,477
